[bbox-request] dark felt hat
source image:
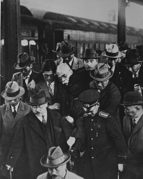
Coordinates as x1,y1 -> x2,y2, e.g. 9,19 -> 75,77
121,49 -> 143,66
121,91 -> 143,106
78,89 -> 100,105
56,41 -> 76,57
25,89 -> 49,106
90,63 -> 113,82
40,146 -> 70,168
82,48 -> 100,59
14,52 -> 35,70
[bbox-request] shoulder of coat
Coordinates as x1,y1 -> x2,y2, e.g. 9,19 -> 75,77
99,111 -> 109,118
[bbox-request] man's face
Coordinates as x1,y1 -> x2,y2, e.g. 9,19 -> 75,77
22,64 -> 32,77
84,59 -> 98,70
58,70 -> 71,85
7,98 -> 20,107
48,164 -> 66,179
43,70 -> 55,83
126,63 -> 141,74
63,54 -> 74,63
31,103 -> 47,116
124,105 -> 138,118
108,58 -> 118,69
94,80 -> 109,91
83,102 -> 99,116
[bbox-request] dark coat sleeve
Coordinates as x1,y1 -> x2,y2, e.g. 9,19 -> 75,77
106,115 -> 128,163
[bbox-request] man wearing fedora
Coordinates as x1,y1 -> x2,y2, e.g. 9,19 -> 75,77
37,146 -> 83,179
121,91 -> 143,179
2,88 -> 63,179
77,89 -> 128,179
90,63 -> 121,127
55,41 -> 84,70
0,81 -> 31,179
12,52 -> 38,101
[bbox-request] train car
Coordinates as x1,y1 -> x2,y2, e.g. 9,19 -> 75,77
2,4 -> 143,72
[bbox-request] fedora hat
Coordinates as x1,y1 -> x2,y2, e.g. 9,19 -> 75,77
40,146 -> 70,168
14,52 -> 35,70
25,88 -> 49,106
1,81 -> 25,100
82,48 -> 100,59
121,91 -> 143,106
90,63 -> 113,82
79,89 -> 100,105
56,41 -> 76,58
102,44 -> 122,58
121,49 -> 143,66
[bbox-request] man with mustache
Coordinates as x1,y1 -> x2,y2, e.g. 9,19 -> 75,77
37,146 -> 83,179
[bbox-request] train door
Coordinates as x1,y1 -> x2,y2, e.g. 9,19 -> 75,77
54,30 -> 64,59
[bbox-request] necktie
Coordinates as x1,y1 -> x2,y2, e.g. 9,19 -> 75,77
42,115 -> 47,125
48,83 -> 53,96
12,106 -> 17,118
131,119 -> 136,131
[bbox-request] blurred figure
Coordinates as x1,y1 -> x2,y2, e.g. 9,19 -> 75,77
0,81 -> 31,179
122,91 -> 143,179
55,41 -> 84,70
37,146 -> 83,179
77,89 -> 128,179
12,52 -> 38,101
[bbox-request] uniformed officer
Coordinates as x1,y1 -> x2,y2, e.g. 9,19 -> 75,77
78,89 -> 128,179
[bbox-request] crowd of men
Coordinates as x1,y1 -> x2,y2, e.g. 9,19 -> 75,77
0,40 -> 143,179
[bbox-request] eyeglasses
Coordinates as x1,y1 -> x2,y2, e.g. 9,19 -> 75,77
48,165 -> 63,173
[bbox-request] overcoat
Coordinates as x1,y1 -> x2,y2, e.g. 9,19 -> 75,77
80,111 -> 128,179
90,81 -> 121,127
4,109 -> 62,179
122,115 -> 143,178
0,101 -> 31,166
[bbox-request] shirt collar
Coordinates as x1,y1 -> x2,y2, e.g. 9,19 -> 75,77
36,111 -> 47,123
23,70 -> 32,80
11,102 -> 19,112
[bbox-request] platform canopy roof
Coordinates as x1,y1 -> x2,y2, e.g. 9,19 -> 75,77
129,0 -> 143,6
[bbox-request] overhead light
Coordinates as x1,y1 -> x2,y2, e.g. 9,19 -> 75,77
21,39 -> 28,46
29,40 -> 36,45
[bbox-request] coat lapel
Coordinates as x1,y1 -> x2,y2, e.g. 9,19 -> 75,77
29,112 -> 45,141
128,115 -> 143,146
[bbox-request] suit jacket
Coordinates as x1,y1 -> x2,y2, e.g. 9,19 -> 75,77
90,81 -> 121,127
11,70 -> 39,101
0,101 -> 31,166
123,114 -> 143,165
37,170 -> 83,179
81,111 -> 128,179
5,109 -> 62,179
55,56 -> 84,70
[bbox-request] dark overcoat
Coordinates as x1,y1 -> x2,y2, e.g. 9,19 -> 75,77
80,111 -> 128,179
90,81 -> 121,127
4,109 -> 62,179
122,115 -> 143,179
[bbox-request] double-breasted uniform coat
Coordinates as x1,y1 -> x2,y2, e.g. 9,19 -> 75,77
80,111 -> 128,179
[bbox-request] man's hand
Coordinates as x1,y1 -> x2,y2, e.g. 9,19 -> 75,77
27,80 -> 36,90
49,103 -> 60,110
118,164 -> 124,172
65,116 -> 74,124
134,84 -> 142,95
67,137 -> 76,148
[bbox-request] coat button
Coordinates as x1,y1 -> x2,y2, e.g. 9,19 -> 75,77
91,128 -> 93,131
91,147 -> 94,149
92,156 -> 94,159
91,119 -> 94,122
91,138 -> 93,140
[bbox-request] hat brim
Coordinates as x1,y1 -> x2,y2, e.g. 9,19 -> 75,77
25,97 -> 49,106
120,102 -> 143,106
56,48 -> 76,58
14,57 -> 35,70
121,57 -> 143,66
90,70 -> 113,82
1,87 -> 25,100
102,51 -> 122,58
40,153 -> 71,168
